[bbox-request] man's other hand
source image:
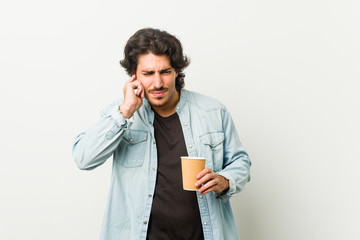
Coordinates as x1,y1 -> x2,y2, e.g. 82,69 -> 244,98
195,168 -> 229,195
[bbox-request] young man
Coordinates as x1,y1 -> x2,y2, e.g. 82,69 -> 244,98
73,28 -> 251,240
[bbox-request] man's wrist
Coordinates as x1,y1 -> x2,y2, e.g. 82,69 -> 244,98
119,104 -> 133,119
220,175 -> 230,193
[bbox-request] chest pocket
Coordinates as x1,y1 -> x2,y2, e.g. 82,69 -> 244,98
115,130 -> 148,168
199,131 -> 225,171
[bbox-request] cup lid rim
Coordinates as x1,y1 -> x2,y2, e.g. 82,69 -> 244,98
180,156 -> 206,160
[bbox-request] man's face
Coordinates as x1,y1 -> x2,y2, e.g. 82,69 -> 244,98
136,53 -> 179,111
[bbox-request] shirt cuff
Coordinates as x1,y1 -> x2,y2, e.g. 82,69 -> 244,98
215,171 -> 235,202
110,105 -> 134,129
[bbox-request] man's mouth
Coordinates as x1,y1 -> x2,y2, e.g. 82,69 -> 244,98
150,89 -> 167,98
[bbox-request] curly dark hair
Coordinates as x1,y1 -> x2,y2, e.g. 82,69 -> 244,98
120,28 -> 190,91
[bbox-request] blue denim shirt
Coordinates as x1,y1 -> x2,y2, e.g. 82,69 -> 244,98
73,89 -> 251,240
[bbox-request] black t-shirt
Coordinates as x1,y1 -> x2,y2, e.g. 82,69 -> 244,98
146,112 -> 204,240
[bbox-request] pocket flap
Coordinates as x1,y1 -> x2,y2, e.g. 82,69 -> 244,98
123,130 -> 148,144
200,132 -> 224,148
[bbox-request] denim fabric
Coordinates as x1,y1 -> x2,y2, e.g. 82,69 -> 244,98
73,89 -> 251,240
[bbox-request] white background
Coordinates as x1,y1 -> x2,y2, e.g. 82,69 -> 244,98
1,0 -> 359,239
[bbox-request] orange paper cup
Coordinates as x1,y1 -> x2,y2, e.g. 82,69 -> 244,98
181,157 -> 206,191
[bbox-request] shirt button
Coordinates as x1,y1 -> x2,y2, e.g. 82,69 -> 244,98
211,141 -> 214,146
184,122 -> 188,126
189,145 -> 193,148
143,221 -> 147,225
204,221 -> 207,225
149,121 -> 152,124
129,138 -> 133,143
152,167 -> 155,171
176,106 -> 180,110
148,194 -> 152,197
199,195 -> 203,199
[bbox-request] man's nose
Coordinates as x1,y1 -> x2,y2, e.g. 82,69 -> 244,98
153,72 -> 163,89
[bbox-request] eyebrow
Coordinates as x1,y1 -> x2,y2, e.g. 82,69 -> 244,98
142,68 -> 172,74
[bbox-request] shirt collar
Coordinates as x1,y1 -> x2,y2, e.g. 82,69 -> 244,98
175,89 -> 187,113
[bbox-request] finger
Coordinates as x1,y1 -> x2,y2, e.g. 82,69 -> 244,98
127,74 -> 137,83
141,89 -> 145,98
200,186 -> 217,195
135,81 -> 145,98
129,80 -> 141,90
125,81 -> 141,99
195,171 -> 216,188
199,180 -> 218,194
138,88 -> 145,98
135,84 -> 142,96
196,168 -> 212,180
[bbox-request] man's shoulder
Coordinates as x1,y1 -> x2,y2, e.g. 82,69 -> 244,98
183,89 -> 226,111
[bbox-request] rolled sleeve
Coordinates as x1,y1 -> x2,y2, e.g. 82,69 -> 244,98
109,105 -> 133,129
215,171 -> 236,202
73,100 -> 134,170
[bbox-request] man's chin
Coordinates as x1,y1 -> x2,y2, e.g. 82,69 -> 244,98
145,96 -> 165,107
148,100 -> 166,108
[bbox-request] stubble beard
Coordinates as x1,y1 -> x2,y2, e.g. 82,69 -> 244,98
145,88 -> 169,108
